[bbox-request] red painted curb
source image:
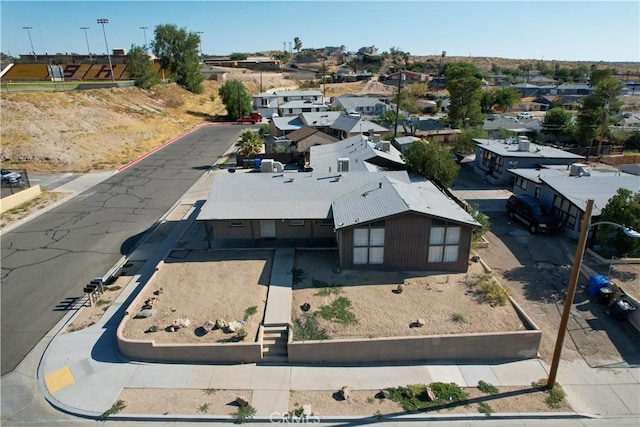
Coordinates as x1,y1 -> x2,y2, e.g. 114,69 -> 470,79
116,122 -> 236,172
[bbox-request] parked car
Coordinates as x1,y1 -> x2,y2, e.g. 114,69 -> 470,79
237,112 -> 263,124
505,194 -> 562,234
517,112 -> 533,120
1,168 -> 23,185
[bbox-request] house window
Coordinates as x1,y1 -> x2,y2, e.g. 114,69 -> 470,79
320,219 -> 334,227
534,185 -> 541,198
428,225 -> 460,263
261,98 -> 269,106
553,195 -> 577,228
229,220 -> 244,227
353,226 -> 385,265
290,220 -> 304,227
515,177 -> 528,190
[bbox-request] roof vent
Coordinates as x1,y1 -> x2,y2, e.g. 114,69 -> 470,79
337,158 -> 349,172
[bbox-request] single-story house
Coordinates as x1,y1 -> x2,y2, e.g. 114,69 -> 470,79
300,111 -> 342,131
286,127 -> 339,154
196,171 -> 480,272
278,100 -> 328,117
473,137 -> 584,185
393,136 -> 420,153
329,114 -> 388,139
309,134 -> 405,173
483,118 -> 541,139
507,163 -> 640,239
270,116 -> 304,137
331,96 -> 390,117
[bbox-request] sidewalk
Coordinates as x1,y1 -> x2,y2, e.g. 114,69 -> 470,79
2,158 -> 640,426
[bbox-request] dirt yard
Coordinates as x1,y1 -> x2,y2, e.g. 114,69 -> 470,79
291,250 -> 525,339
120,249 -> 272,343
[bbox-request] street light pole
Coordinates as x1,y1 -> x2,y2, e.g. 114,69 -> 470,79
97,18 -> 115,82
547,198 -> 594,388
139,26 -> 148,51
80,27 -> 92,63
23,26 -> 36,61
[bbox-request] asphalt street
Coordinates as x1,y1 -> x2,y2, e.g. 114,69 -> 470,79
0,125 -> 241,375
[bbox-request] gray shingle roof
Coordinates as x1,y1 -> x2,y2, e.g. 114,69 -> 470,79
300,112 -> 342,127
332,176 -> 480,229
330,115 -> 388,133
196,171 -> 411,221
271,116 -> 304,131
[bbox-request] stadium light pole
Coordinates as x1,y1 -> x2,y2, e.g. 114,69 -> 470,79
23,26 -> 36,61
139,26 -> 148,51
97,18 -> 115,82
195,31 -> 204,63
80,27 -> 93,63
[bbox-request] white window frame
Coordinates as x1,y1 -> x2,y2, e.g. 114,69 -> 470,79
428,224 -> 461,263
353,225 -> 385,265
289,220 -> 305,227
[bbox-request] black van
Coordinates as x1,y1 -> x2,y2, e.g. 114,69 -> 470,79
505,194 -> 562,234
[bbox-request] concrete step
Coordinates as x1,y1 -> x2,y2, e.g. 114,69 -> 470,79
263,346 -> 287,356
263,324 -> 288,332
260,354 -> 288,364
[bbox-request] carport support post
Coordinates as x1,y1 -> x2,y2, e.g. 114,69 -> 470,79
547,198 -> 594,388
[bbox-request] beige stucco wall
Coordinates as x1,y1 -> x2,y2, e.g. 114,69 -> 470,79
116,261 -> 263,363
0,185 -> 41,213
288,330 -> 542,363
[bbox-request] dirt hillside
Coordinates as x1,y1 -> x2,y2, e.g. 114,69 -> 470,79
0,73 -> 396,173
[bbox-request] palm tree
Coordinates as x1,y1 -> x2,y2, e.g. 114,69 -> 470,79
236,130 -> 264,157
293,37 -> 302,54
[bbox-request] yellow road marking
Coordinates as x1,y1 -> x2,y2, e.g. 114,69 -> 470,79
44,366 -> 75,393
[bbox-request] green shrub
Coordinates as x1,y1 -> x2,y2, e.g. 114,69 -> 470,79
477,380 -> 499,394
318,296 -> 358,325
292,313 -> 329,341
243,305 -> 257,321
385,382 -> 469,411
478,402 -> 493,416
532,379 -> 566,409
100,400 -> 126,419
232,404 -> 256,424
473,274 -> 508,306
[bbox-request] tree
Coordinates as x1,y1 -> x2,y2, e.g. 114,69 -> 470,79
590,68 -> 612,87
445,62 -> 483,128
218,80 -> 252,120
126,45 -> 159,89
293,37 -> 302,53
597,188 -> 640,256
451,126 -> 486,155
542,107 -> 574,135
377,110 -> 407,127
576,77 -> 625,149
236,130 -> 264,157
403,139 -> 460,187
229,52 -> 248,60
151,24 -> 204,93
493,87 -> 521,113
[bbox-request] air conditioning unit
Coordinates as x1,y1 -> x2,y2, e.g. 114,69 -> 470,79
337,158 -> 349,172
261,159 -> 274,173
381,141 -> 391,152
372,135 -> 381,143
569,163 -> 591,177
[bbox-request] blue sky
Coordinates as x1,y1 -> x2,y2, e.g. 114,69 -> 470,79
1,1 -> 639,62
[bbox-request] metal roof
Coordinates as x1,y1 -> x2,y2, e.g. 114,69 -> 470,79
332,96 -> 385,109
310,134 -> 405,173
274,90 -> 322,97
196,171 -> 410,221
279,100 -> 327,109
393,136 -> 420,147
300,111 -> 342,127
474,139 -> 584,160
330,115 -> 388,133
541,174 -> 640,216
332,176 -> 480,229
271,116 -> 304,131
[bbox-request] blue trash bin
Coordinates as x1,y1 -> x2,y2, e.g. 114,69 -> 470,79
588,274 -> 610,297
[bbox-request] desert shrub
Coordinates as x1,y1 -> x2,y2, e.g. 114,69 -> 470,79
473,274 -> 508,306
243,305 -> 257,321
451,311 -> 468,323
292,313 -> 329,341
291,267 -> 308,285
385,382 -> 469,411
532,379 -> 566,409
231,404 -> 256,424
318,296 -> 358,325
100,400 -> 126,419
477,380 -> 499,394
478,402 -> 494,416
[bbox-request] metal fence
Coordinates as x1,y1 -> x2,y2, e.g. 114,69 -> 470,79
1,168 -> 31,197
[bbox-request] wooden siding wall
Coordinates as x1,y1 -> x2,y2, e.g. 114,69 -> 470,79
339,213 -> 473,272
210,220 -> 335,240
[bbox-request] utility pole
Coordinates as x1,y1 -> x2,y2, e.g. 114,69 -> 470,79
80,27 -> 92,63
547,199 -> 594,388
392,70 -> 404,142
195,31 -> 204,63
322,56 -> 327,99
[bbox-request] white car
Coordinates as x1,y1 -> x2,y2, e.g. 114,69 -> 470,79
517,112 -> 533,120
1,168 -> 23,185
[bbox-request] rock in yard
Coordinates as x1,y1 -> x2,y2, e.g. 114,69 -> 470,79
145,325 -> 158,333
236,396 -> 249,407
339,385 -> 350,401
202,320 -> 215,332
396,284 -> 404,294
301,302 -> 311,312
215,318 -> 228,330
425,387 -> 436,402
415,318 -> 425,327
380,389 -> 390,399
134,308 -> 156,319
172,318 -> 190,330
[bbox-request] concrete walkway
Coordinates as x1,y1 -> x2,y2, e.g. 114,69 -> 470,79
263,248 -> 295,325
